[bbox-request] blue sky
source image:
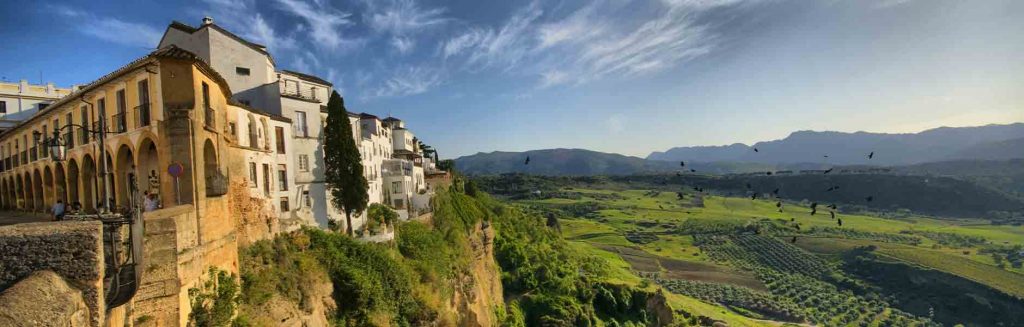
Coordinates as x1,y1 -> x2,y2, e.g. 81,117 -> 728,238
1,0 -> 1022,158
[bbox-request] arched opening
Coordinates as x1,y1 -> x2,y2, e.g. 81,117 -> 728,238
203,139 -> 226,197
137,138 -> 161,206
23,172 -> 33,211
260,117 -> 270,150
105,152 -> 115,210
81,155 -> 96,212
43,167 -> 54,209
15,176 -> 23,210
54,162 -> 67,203
32,170 -> 43,212
67,159 -> 81,211
115,144 -> 136,211
247,114 -> 257,148
0,178 -> 7,209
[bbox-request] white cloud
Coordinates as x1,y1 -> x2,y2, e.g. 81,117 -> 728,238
606,114 -> 626,134
391,37 -> 415,54
368,66 -> 443,98
51,5 -> 161,48
440,2 -> 543,71
539,70 -> 569,88
274,0 -> 355,50
873,0 -> 915,9
198,0 -> 298,51
365,0 -> 449,35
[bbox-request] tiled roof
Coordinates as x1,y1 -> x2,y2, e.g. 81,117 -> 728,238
0,45 -> 232,137
279,70 -> 333,86
165,21 -> 275,65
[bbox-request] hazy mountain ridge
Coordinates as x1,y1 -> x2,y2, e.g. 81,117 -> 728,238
648,123 -> 1024,165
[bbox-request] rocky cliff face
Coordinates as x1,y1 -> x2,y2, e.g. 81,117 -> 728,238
451,221 -> 504,327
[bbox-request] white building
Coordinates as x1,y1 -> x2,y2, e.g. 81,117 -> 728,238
0,80 -> 73,132
159,16 -> 431,232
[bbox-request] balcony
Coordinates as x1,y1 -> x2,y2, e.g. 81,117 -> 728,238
80,126 -> 90,144
280,86 -> 319,102
20,151 -> 27,164
204,106 -> 215,129
63,132 -> 75,149
30,147 -> 37,162
112,112 -> 127,134
135,103 -> 151,128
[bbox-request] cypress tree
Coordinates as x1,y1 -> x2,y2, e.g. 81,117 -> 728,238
323,91 -> 369,236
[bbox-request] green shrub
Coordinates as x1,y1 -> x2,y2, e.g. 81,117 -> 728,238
188,268 -> 239,327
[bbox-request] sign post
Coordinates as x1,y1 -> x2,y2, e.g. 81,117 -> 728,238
168,163 -> 184,205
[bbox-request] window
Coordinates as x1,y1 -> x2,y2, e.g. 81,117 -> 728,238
229,122 -> 237,136
278,164 -> 288,191
279,197 -> 289,212
0,101 -> 6,113
138,79 -> 150,127
303,190 -> 311,207
116,89 -> 127,132
249,162 -> 257,187
236,67 -> 251,76
295,111 -> 308,137
275,127 -> 285,153
37,103 -> 47,111
80,106 -> 89,143
299,154 -> 309,171
202,82 -> 210,109
392,181 -> 402,194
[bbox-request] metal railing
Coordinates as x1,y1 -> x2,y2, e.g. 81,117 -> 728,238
30,146 -> 37,162
63,131 -> 75,149
280,85 -> 319,101
134,103 -> 151,128
112,112 -> 127,134
20,150 -> 26,164
80,126 -> 90,144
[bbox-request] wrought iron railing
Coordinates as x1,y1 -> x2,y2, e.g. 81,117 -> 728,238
63,131 -> 75,149
280,85 -> 319,101
135,103 -> 151,128
80,125 -> 90,144
30,146 -> 37,161
20,150 -> 27,164
112,112 -> 127,134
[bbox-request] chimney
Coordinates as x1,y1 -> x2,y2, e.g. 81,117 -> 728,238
202,16 -> 214,26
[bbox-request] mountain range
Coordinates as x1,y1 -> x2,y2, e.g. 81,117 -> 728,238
647,123 -> 1024,165
454,123 -> 1024,176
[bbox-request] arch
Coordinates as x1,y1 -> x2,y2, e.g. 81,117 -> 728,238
15,175 -> 24,210
247,114 -> 258,148
54,162 -> 67,203
0,178 -> 7,209
137,137 -> 161,205
43,166 -> 54,209
80,155 -> 96,212
66,159 -> 80,210
260,117 -> 270,150
22,172 -> 32,211
32,170 -> 43,212
115,144 -> 136,211
202,138 -> 225,197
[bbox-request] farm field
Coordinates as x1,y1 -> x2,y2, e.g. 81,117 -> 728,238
508,185 -> 1024,326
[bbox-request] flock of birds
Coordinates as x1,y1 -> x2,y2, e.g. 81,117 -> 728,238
523,148 -> 881,244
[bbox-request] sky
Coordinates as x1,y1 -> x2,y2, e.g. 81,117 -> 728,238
1,0 -> 1022,158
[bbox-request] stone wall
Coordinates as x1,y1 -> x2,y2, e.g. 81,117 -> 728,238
0,221 -> 105,326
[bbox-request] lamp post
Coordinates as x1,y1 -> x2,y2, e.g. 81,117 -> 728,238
34,117 -> 117,214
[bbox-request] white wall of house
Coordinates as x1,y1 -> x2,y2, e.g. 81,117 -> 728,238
0,81 -> 73,131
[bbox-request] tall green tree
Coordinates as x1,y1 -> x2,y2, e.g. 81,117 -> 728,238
323,91 -> 369,236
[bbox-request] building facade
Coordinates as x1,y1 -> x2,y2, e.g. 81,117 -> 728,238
0,80 -> 73,132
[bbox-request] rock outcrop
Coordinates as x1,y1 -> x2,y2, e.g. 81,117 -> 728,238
0,270 -> 91,326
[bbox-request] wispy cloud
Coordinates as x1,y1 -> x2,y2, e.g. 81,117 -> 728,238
368,66 -> 443,98
51,5 -> 161,48
198,0 -> 297,51
363,0 -> 449,54
441,2 -> 543,71
275,0 -> 355,50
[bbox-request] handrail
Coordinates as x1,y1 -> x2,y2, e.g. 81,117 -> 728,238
111,112 -> 127,134
134,103 -> 151,128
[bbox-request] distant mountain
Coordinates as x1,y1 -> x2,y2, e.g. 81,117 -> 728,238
647,123 -> 1024,165
454,148 -> 777,176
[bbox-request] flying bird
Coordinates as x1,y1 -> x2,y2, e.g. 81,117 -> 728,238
766,171 -> 773,176
824,168 -> 834,174
826,186 -> 838,192
868,151 -> 874,159
824,155 -> 829,158
829,204 -> 837,210
773,188 -> 779,195
837,218 -> 843,226
690,169 -> 696,172
753,147 -> 759,152
524,156 -> 530,165
776,201 -> 782,208
811,207 -> 817,215
790,217 -> 795,222
751,193 -> 758,200
830,211 -> 835,219
680,161 -> 685,167
865,196 -> 874,202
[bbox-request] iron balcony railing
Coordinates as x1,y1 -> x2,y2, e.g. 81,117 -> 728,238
112,112 -> 127,134
30,146 -> 37,162
280,85 -> 319,102
63,131 -> 75,149
20,150 -> 27,164
80,125 -> 90,144
134,103 -> 151,128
